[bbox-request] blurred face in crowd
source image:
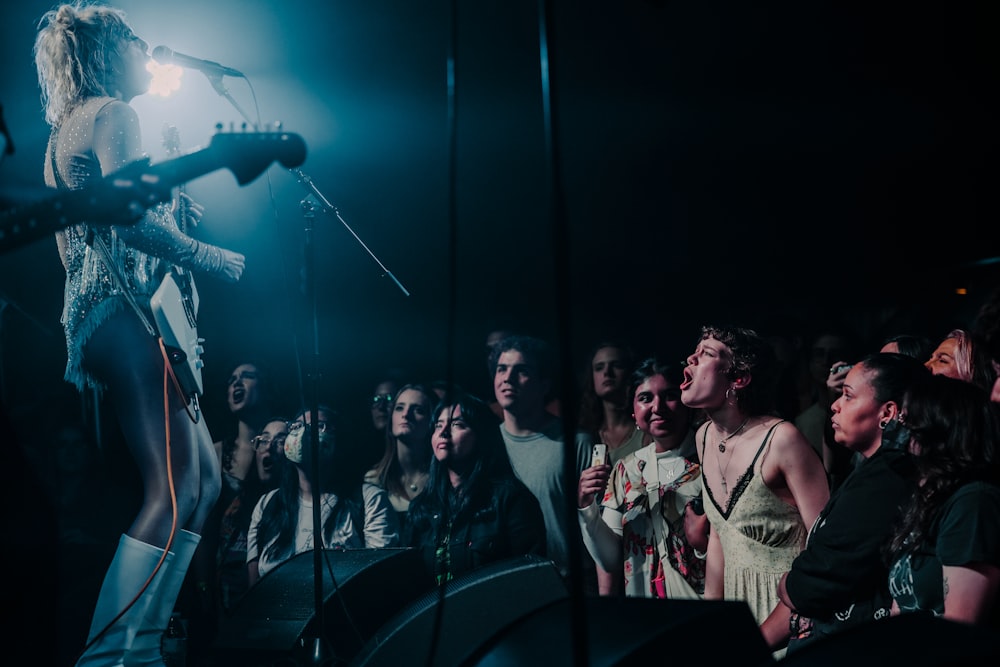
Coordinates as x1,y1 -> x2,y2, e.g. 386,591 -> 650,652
391,388 -> 433,445
681,336 -> 733,410
370,380 -> 397,431
633,373 -> 689,449
253,419 -> 288,482
432,404 -> 478,472
925,337 -> 961,379
830,363 -> 889,459
591,346 -> 629,401
494,349 -> 548,414
226,363 -> 262,414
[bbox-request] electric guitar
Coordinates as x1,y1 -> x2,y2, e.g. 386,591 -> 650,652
151,125 -> 203,400
0,129 -> 307,254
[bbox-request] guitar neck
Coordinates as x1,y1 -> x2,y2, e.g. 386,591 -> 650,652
175,182 -> 189,235
1,130 -> 307,255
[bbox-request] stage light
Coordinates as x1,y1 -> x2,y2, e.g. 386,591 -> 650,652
147,60 -> 183,97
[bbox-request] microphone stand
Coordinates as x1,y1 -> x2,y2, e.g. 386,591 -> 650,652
203,69 -> 409,665
292,170 -> 410,297
289,173 -> 408,667
299,196 -> 331,665
203,74 -> 253,129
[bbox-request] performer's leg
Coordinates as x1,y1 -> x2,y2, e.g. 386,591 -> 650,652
76,311 -> 220,665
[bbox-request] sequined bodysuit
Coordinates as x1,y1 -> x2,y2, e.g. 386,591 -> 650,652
45,96 -> 223,391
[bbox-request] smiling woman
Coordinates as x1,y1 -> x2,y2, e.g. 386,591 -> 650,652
3,3 -> 999,659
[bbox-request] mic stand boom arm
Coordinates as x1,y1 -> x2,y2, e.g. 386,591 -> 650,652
291,167 -> 410,297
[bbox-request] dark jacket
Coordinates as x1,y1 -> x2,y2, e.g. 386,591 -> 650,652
785,446 -> 918,650
404,476 -> 547,582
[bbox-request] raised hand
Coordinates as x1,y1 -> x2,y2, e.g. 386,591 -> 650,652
577,463 -> 612,509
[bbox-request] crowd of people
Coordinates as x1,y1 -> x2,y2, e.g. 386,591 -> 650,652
25,297 -> 1000,665
14,2 -> 1000,666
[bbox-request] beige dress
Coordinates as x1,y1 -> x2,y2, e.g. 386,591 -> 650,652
703,421 -> 808,641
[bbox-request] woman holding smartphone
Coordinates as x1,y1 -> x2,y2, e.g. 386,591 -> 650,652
577,357 -> 706,598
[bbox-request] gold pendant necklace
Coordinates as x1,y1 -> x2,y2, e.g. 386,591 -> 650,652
717,416 -> 751,453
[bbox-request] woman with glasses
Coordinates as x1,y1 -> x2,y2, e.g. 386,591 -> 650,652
185,417 -> 290,662
362,380 -> 397,471
247,406 -> 399,585
185,362 -> 273,655
213,418 -> 288,608
365,383 -> 437,522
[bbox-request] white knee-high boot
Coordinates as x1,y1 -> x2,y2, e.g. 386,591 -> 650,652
125,529 -> 202,666
76,534 -> 172,667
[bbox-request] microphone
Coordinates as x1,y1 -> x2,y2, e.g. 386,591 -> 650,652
151,46 -> 244,78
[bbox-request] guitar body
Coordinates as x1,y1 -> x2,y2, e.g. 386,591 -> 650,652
156,125 -> 204,399
151,270 -> 204,398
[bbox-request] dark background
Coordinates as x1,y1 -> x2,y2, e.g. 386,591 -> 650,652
1,2 -> 997,663
2,0 -> 998,435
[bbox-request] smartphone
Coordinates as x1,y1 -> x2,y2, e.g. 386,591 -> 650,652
591,443 -> 608,467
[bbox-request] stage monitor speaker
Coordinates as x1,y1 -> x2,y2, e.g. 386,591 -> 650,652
779,613 -> 1000,666
212,547 -> 432,666
465,596 -> 776,667
350,554 -> 570,667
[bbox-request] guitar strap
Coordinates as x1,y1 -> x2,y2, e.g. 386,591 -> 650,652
48,135 -> 158,338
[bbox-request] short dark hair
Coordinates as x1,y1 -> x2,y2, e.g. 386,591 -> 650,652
699,325 -> 778,415
487,335 -> 554,381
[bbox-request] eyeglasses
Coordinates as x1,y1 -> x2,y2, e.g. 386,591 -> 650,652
289,420 -> 331,434
252,434 -> 286,451
371,393 -> 394,407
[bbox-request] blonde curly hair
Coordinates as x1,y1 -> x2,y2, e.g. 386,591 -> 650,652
34,2 -> 138,127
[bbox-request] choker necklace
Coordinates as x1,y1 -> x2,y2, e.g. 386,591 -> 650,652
716,417 -> 751,453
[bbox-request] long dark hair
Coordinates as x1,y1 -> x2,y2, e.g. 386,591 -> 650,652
885,374 -> 1000,560
410,390 -> 512,522
256,406 -> 362,563
577,340 -> 636,439
220,361 -> 273,476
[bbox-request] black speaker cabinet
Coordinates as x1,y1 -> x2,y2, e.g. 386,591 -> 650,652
779,613 -> 1000,667
464,596 -> 775,667
212,547 -> 432,666
351,554 -> 570,667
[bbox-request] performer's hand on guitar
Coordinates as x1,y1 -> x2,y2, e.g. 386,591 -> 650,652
174,191 -> 204,229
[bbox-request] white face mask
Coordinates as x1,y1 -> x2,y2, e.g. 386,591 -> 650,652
284,426 -> 304,463
284,422 -> 335,464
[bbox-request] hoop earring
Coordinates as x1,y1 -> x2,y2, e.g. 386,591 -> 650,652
725,387 -> 736,403
878,419 -> 888,430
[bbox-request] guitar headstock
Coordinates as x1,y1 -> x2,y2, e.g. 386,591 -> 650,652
206,130 -> 308,184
